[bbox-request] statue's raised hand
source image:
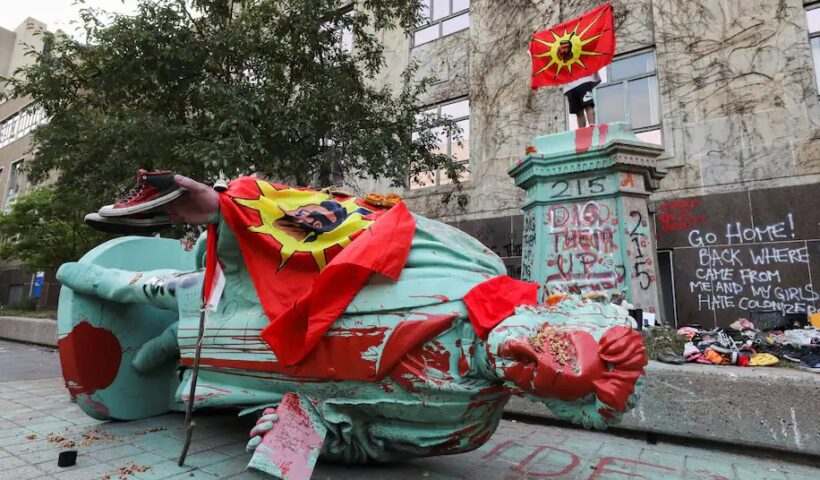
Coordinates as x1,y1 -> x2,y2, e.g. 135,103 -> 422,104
166,175 -> 220,225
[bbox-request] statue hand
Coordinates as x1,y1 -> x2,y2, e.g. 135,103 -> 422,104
245,408 -> 279,453
166,175 -> 220,225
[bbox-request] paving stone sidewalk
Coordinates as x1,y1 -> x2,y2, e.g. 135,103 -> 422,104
0,376 -> 818,480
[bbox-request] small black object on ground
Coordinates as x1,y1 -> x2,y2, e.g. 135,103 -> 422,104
58,450 -> 77,467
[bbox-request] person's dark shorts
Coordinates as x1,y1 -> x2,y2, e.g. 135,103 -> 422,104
565,81 -> 596,114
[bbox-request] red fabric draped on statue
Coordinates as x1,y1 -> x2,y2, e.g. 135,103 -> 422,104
212,177 -> 416,365
463,276 -> 540,339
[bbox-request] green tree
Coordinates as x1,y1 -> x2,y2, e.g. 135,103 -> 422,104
4,0 -> 465,208
0,186 -> 111,271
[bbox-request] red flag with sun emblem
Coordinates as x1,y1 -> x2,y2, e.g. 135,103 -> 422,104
530,3 -> 615,89
216,177 -> 416,365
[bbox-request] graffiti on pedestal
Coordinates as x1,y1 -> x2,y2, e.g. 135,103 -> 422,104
654,185 -> 820,327
543,199 -> 626,292
627,210 -> 654,290
521,210 -> 536,282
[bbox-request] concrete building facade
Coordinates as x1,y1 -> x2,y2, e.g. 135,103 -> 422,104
0,19 -> 55,309
358,0 -> 820,328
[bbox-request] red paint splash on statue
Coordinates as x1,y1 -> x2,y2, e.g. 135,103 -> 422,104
499,325 -> 645,412
58,322 -> 122,398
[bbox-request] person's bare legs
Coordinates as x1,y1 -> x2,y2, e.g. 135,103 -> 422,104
575,113 -> 587,128
584,106 -> 596,126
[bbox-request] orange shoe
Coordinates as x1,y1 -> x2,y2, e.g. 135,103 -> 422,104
364,193 -> 402,208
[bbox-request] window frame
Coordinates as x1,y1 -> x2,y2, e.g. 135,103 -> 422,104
566,48 -> 663,143
0,104 -> 47,149
411,0 -> 470,48
5,159 -> 23,211
806,5 -> 820,94
410,96 -> 470,190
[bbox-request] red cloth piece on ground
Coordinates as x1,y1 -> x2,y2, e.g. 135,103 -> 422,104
463,276 -> 540,339
260,202 -> 415,365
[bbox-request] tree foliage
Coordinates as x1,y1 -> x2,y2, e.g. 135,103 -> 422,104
0,0 -> 467,270
0,186 -> 111,271
4,0 -> 465,206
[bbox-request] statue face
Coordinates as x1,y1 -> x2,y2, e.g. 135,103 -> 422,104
487,310 -> 605,401
279,201 -> 348,234
558,40 -> 573,61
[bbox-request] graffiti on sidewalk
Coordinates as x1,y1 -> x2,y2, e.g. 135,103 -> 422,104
481,439 -> 730,480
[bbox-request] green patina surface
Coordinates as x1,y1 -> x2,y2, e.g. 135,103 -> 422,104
55,134 -> 664,478
56,209 -> 641,478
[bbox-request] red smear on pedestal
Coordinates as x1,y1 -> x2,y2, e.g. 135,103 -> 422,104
575,126 -> 594,154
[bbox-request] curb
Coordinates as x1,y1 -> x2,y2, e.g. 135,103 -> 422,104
0,315 -> 57,347
504,360 -> 820,457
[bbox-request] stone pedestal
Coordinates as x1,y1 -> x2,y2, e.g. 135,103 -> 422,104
509,123 -> 667,316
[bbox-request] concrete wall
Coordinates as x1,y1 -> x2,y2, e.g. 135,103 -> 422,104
367,0 -> 820,326
384,0 -> 820,217
0,316 -> 57,346
505,361 -> 820,457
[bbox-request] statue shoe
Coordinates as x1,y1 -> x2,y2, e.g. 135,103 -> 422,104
84,212 -> 171,234
99,169 -> 186,217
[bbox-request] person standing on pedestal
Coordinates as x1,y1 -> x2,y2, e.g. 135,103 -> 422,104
563,69 -> 601,128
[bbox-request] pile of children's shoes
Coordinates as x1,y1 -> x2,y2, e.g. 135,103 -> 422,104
678,320 -> 820,372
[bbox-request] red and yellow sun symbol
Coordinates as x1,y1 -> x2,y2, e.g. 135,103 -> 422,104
235,180 -> 374,270
532,14 -> 608,78
529,4 -> 615,87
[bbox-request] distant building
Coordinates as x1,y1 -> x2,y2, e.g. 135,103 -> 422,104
355,1 -> 820,328
0,18 -> 55,308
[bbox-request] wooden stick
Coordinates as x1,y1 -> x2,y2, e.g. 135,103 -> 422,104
178,305 -> 207,466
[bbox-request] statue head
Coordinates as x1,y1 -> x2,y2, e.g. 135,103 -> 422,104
484,297 -> 646,429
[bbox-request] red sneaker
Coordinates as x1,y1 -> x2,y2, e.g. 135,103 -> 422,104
99,169 -> 186,217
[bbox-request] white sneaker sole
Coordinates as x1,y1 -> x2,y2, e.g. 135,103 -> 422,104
98,188 -> 186,217
84,213 -> 171,234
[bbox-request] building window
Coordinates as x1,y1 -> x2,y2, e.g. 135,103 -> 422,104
334,8 -> 355,54
410,98 -> 470,189
413,0 -> 470,47
5,160 -> 23,211
0,104 -> 47,149
567,50 -> 662,145
807,6 -> 820,93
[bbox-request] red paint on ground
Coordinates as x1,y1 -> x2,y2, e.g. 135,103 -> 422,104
588,456 -> 675,480
58,322 -> 121,397
575,126 -> 594,154
511,444 -> 581,477
481,439 -> 515,460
